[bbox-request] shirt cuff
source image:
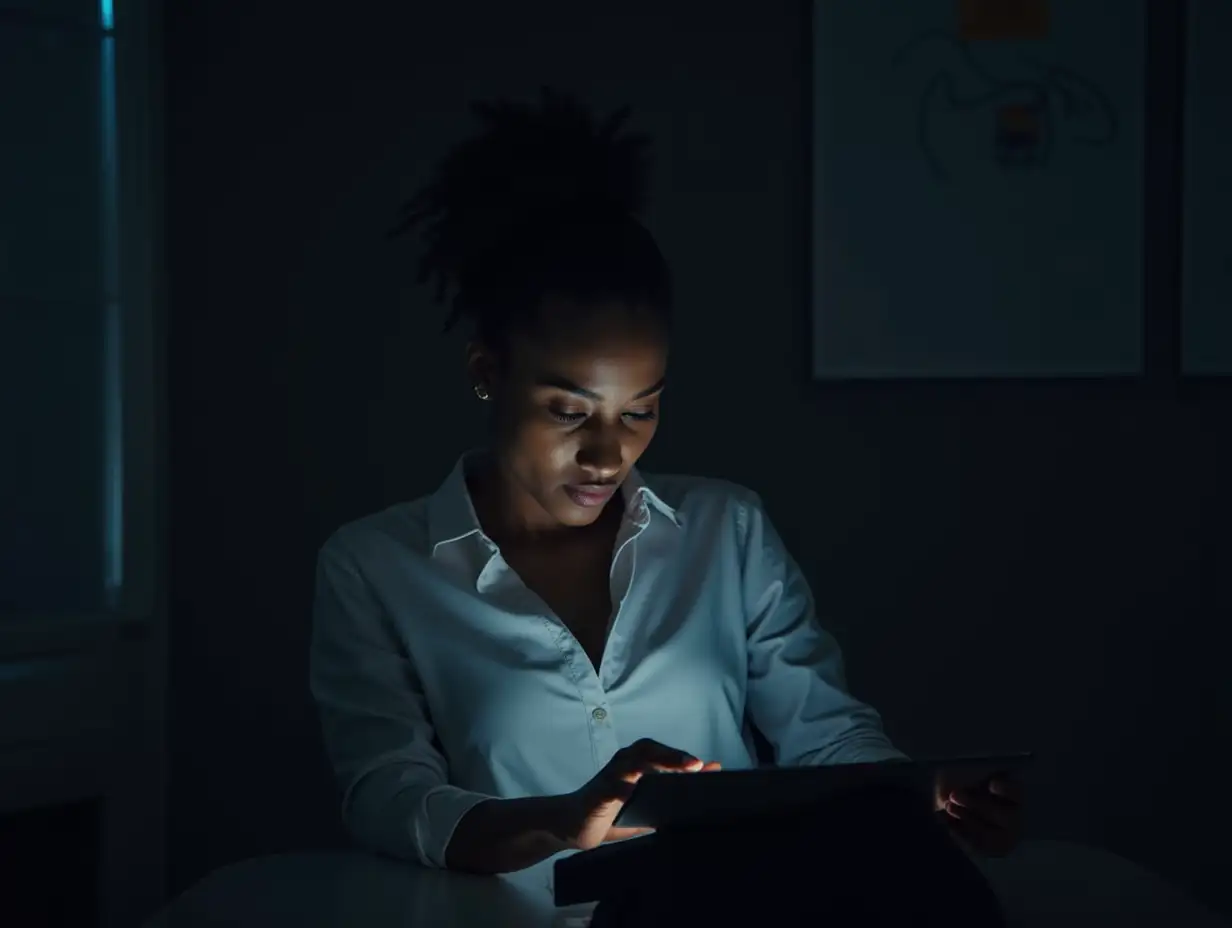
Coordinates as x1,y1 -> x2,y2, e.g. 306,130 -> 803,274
418,785 -> 497,869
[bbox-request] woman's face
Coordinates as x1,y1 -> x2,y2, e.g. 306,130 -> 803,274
473,298 -> 668,533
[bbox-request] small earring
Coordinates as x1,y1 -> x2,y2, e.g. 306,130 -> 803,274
473,383 -> 490,401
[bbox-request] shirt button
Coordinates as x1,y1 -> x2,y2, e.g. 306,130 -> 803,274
591,707 -> 608,722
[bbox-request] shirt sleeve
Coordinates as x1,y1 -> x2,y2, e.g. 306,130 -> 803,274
310,535 -> 494,868
738,494 -> 909,767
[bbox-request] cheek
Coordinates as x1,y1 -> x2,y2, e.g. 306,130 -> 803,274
624,420 -> 658,462
502,418 -> 576,477
630,419 -> 660,453
544,438 -> 578,473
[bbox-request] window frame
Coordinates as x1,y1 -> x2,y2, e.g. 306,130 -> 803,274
0,0 -> 161,647
0,0 -> 166,922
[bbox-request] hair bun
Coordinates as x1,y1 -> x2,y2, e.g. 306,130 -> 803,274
467,89 -> 649,218
392,87 -> 652,304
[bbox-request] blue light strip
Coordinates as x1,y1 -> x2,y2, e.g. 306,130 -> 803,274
100,29 -> 123,606
100,0 -> 114,30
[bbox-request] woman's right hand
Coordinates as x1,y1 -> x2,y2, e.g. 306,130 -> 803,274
559,738 -> 721,851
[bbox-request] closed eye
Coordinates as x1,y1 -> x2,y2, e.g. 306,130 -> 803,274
547,409 -> 658,425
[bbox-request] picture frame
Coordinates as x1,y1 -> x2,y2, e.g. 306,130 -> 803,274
810,0 -> 1146,379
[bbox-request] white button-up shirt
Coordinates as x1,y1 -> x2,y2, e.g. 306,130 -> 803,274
311,457 -> 905,869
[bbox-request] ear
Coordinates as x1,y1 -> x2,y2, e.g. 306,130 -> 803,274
465,340 -> 499,394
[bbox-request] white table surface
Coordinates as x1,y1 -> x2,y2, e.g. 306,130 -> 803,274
148,840 -> 1229,928
149,850 -> 593,928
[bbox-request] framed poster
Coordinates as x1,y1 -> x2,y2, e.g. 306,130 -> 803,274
1181,0 -> 1232,375
811,0 -> 1145,379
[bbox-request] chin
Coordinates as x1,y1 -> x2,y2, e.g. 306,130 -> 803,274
554,504 -> 605,528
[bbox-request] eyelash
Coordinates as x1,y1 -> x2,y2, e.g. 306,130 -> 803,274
550,410 -> 658,425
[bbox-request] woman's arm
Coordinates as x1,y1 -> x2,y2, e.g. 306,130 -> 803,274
312,539 -> 574,873
311,536 -> 504,868
735,494 -> 909,766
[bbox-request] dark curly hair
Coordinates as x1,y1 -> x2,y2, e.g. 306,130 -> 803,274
390,88 -> 672,344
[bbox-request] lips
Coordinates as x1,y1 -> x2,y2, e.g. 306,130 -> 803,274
563,484 -> 618,508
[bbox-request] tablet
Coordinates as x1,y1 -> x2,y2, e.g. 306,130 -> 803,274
612,752 -> 1032,830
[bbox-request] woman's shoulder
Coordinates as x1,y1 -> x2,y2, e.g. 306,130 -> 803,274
319,495 -> 435,566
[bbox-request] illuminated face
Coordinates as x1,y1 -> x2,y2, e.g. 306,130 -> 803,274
471,299 -> 667,532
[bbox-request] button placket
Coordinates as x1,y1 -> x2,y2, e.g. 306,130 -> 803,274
602,521 -> 647,686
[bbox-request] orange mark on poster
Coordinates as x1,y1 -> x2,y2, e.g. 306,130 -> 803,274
958,0 -> 1050,40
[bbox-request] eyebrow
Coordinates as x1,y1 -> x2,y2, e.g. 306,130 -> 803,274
534,375 -> 666,402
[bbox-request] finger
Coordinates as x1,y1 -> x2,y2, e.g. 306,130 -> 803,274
623,739 -> 703,771
605,826 -> 654,843
944,793 -> 1021,853
648,760 -> 721,772
951,781 -> 1020,814
947,789 -> 1014,831
614,760 -> 705,786
987,776 -> 1024,804
600,773 -> 643,796
614,757 -> 716,788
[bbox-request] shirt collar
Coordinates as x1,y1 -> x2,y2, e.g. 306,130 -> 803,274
619,466 -> 681,530
426,454 -> 487,557
427,454 -> 680,558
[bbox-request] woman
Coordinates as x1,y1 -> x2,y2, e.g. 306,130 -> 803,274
310,90 -> 1019,919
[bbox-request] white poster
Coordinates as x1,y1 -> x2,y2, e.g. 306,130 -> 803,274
1182,0 -> 1232,375
811,0 -> 1144,378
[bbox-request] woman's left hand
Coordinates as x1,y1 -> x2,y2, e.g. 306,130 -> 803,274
934,772 -> 1024,857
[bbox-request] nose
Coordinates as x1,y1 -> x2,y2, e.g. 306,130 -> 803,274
575,421 -> 623,481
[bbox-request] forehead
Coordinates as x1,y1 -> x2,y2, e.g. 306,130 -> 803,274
508,299 -> 668,383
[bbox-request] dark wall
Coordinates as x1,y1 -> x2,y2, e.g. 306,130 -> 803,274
166,0 -> 1231,913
